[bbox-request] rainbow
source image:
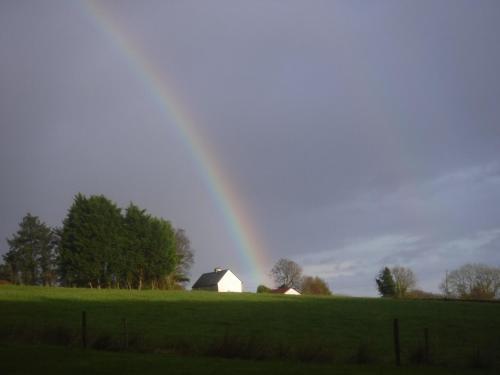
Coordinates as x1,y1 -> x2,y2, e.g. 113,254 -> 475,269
81,1 -> 269,286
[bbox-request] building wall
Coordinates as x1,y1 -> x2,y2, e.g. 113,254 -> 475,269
217,270 -> 242,292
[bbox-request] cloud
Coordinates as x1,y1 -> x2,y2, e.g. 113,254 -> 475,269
294,229 -> 500,296
1,1 -> 500,297
301,261 -> 357,279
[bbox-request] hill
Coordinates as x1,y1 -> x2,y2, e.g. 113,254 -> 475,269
1,286 -> 499,373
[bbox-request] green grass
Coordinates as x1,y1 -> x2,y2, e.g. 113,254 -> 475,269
1,344 -> 496,375
1,285 -> 499,371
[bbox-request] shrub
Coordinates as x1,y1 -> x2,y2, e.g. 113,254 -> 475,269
293,340 -> 335,363
300,276 -> 332,295
350,341 -> 376,364
91,334 -> 118,350
408,343 -> 432,365
207,333 -> 270,360
41,326 -> 75,346
468,347 -> 493,369
256,285 -> 271,293
405,289 -> 442,299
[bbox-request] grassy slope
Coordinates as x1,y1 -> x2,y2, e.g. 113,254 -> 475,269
1,286 -> 499,369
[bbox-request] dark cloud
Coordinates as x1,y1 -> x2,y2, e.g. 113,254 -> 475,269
1,1 -> 500,293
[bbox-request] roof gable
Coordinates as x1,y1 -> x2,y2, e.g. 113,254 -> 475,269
271,285 -> 300,294
192,270 -> 229,289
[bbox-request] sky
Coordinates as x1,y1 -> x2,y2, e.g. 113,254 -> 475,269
1,0 -> 500,295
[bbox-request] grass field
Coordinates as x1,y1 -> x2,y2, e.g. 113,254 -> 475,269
1,285 -> 499,373
1,344 -> 496,375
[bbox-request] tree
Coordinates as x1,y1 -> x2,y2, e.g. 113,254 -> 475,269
2,249 -> 20,284
122,203 -> 150,289
270,258 -> 303,289
440,263 -> 500,300
39,227 -> 60,286
173,228 -> 194,284
145,216 -> 177,289
59,195 -> 181,290
0,263 -> 12,283
375,267 -> 396,297
2,213 -> 57,285
301,275 -> 331,295
58,194 -> 124,288
256,284 -> 271,293
391,266 -> 416,298
122,203 -> 177,290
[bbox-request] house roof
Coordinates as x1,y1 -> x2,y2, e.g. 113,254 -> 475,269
192,269 -> 229,289
271,285 -> 299,294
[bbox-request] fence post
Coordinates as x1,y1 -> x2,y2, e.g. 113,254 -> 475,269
122,318 -> 128,349
424,327 -> 429,363
82,311 -> 87,349
393,318 -> 401,366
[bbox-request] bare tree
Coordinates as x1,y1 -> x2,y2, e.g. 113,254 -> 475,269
270,258 -> 302,289
174,228 -> 194,284
440,263 -> 500,299
392,266 -> 416,298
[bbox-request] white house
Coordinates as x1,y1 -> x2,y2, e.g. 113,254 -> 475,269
192,268 -> 242,292
272,285 -> 301,295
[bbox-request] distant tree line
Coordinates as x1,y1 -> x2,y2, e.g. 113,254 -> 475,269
0,194 -> 194,289
256,258 -> 500,300
375,264 -> 500,300
440,263 -> 500,300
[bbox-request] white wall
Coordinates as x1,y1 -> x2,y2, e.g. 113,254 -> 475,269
217,270 -> 242,292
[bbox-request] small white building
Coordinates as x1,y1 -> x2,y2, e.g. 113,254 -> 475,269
192,268 -> 242,292
272,285 -> 301,295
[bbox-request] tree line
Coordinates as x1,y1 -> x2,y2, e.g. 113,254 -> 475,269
0,194 -> 193,289
257,258 -> 500,300
375,264 -> 500,300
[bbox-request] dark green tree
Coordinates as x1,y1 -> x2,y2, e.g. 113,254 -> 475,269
2,250 -> 20,284
59,194 -> 124,288
122,203 -> 177,290
375,267 -> 396,297
145,217 -> 177,289
3,213 -> 57,285
256,284 -> 271,293
0,263 -> 11,282
122,203 -> 150,289
58,194 -> 182,290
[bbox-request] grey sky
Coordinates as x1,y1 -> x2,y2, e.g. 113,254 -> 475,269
1,1 -> 500,295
